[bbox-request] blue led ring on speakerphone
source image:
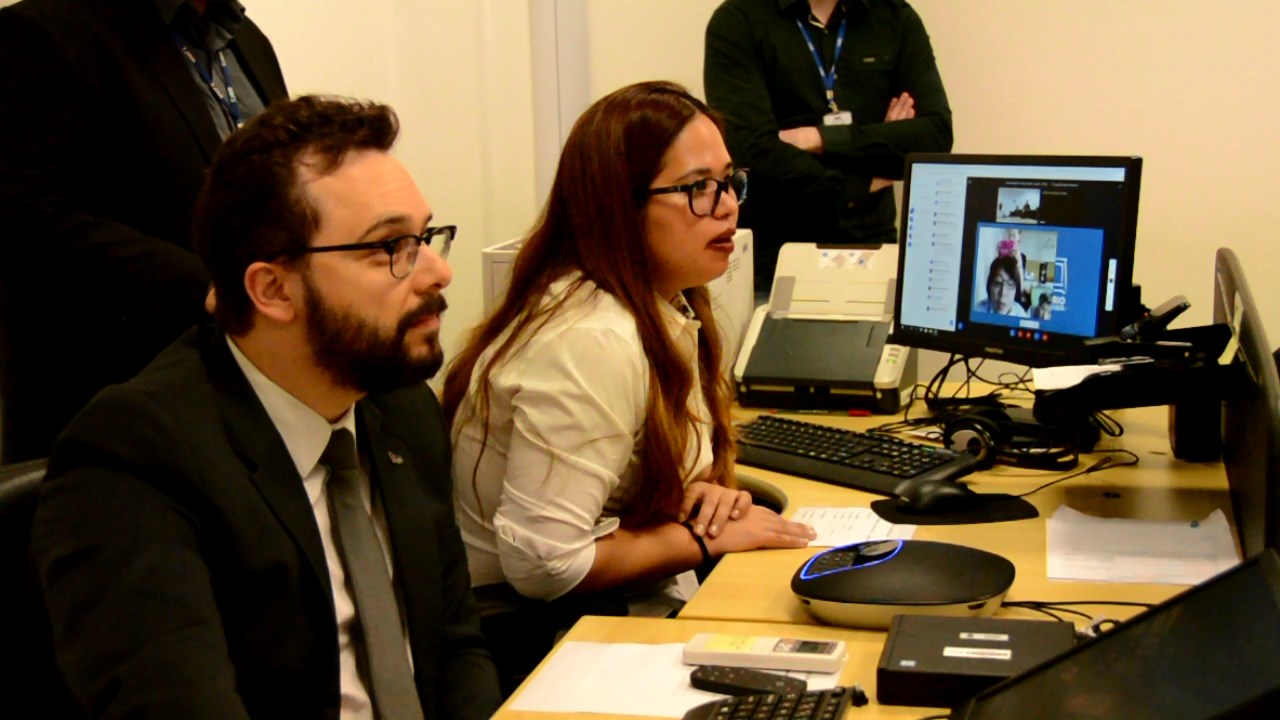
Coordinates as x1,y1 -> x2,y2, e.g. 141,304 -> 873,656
797,540 -> 905,580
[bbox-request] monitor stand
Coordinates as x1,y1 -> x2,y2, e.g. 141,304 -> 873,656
1004,405 -> 1101,455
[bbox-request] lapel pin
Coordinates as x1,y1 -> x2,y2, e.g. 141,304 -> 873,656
387,451 -> 404,465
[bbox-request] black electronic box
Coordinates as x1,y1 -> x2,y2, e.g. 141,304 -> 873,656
876,615 -> 1075,708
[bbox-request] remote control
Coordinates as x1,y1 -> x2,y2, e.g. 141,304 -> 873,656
683,633 -> 847,672
690,665 -> 807,696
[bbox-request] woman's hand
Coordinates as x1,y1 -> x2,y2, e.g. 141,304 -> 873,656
703,506 -> 816,555
680,480 -> 753,539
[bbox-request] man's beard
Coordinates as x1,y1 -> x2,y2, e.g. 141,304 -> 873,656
303,274 -> 448,395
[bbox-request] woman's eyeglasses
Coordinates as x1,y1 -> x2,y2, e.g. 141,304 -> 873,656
648,169 -> 749,217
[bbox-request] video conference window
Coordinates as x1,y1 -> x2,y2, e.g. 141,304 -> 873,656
968,222 -> 1104,338
894,156 -> 1139,367
962,180 -> 1110,339
996,187 -> 1041,224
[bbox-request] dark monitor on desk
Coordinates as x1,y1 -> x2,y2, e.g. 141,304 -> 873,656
1216,247 -> 1280,560
953,550 -> 1280,720
891,154 -> 1143,367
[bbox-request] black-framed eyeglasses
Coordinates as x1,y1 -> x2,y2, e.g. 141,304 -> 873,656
279,225 -> 457,279
647,168 -> 749,217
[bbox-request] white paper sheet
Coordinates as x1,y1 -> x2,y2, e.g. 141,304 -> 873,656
508,642 -> 839,717
790,506 -> 915,547
1046,506 -> 1240,585
707,229 -> 755,374
1031,364 -> 1123,391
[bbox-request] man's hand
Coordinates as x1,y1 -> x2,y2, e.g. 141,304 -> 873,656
778,126 -> 824,154
205,286 -> 217,315
870,178 -> 895,193
884,92 -> 915,122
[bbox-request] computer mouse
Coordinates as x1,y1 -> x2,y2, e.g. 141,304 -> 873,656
893,477 -> 982,515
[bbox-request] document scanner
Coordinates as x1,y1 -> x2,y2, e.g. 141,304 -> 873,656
734,243 -> 915,413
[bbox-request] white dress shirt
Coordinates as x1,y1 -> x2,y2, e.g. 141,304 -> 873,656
452,275 -> 712,615
227,338 -> 411,720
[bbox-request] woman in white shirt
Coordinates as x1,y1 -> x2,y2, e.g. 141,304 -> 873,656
443,81 -> 815,617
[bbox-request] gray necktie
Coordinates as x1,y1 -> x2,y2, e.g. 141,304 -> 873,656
323,429 -> 424,720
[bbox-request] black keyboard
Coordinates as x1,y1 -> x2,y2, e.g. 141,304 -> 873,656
682,686 -> 856,720
735,415 -> 979,495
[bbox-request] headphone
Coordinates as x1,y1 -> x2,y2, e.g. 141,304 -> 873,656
942,406 -> 1080,472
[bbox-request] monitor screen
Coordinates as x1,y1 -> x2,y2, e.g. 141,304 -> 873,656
955,550 -> 1280,719
1216,247 -> 1280,559
891,154 -> 1143,367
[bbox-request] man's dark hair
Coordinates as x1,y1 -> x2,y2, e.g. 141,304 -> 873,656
987,255 -> 1022,299
1039,292 -> 1051,305
193,95 -> 400,334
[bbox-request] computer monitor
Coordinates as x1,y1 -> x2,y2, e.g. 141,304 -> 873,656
1216,247 -> 1280,560
953,549 -> 1280,719
891,154 -> 1143,367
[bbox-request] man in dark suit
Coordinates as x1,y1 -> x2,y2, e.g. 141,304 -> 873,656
31,95 -> 501,718
0,0 -> 289,462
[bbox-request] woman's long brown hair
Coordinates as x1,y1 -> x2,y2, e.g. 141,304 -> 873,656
442,80 -> 736,529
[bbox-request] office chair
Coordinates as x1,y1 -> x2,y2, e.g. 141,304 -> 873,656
0,459 -> 80,718
0,282 -> 15,464
474,582 -> 629,698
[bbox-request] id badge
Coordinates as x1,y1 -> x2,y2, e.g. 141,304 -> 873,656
823,111 -> 853,126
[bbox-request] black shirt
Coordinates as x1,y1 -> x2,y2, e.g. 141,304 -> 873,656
704,0 -> 952,282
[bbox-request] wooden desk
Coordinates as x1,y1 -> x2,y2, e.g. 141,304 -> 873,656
490,405 -> 1232,719
681,405 -> 1231,625
492,616 -> 939,720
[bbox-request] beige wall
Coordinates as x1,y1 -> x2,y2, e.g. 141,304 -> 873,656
914,0 -> 1280,341
574,0 -> 1280,374
11,0 -> 1274,369
583,0 -> 723,100
251,0 -> 540,367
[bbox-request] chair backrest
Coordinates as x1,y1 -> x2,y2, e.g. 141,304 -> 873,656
0,459 -> 45,606
0,282 -> 15,464
0,459 -> 81,718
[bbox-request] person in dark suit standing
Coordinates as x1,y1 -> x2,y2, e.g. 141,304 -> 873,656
31,95 -> 501,719
0,0 -> 288,462
703,0 -> 951,292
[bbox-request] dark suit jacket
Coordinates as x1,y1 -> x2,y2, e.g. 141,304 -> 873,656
0,0 -> 289,462
31,326 -> 502,719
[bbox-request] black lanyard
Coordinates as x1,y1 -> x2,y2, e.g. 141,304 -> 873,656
171,31 -> 243,129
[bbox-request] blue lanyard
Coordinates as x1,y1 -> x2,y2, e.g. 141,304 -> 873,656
171,31 -> 243,129
795,17 -> 847,113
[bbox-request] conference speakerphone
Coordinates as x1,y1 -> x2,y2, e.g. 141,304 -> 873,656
791,540 -> 1016,629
